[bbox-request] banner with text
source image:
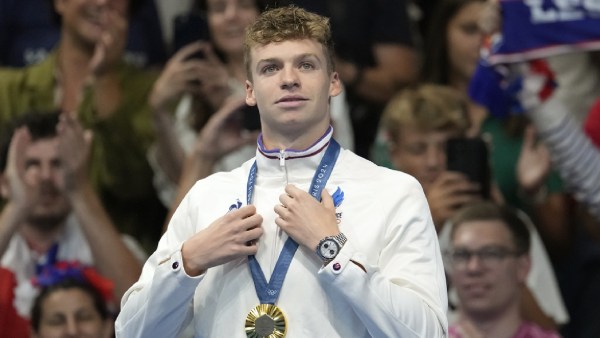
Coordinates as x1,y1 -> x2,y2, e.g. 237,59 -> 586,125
488,0 -> 600,64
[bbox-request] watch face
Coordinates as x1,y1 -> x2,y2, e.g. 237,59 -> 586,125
319,239 -> 339,259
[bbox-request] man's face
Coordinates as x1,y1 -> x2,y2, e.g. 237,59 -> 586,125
389,127 -> 452,191
22,138 -> 71,228
449,220 -> 529,320
54,0 -> 128,47
33,288 -> 111,338
245,39 -> 341,144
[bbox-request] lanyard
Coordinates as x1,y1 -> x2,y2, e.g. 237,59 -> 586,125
246,139 -> 340,304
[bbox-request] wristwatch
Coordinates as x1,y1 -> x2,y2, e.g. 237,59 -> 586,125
315,233 -> 347,265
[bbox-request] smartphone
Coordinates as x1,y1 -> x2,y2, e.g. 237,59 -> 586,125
241,104 -> 261,131
172,13 -> 210,59
446,137 -> 491,199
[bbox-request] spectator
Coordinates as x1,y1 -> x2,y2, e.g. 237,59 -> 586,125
0,0 -> 167,68
30,277 -> 113,338
0,112 -> 143,336
0,0 -> 166,248
446,202 -> 560,338
381,84 -> 568,329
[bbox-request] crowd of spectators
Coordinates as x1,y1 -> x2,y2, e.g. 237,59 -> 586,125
1,0 -> 599,337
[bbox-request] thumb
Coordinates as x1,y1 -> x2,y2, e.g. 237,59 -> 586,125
321,189 -> 335,211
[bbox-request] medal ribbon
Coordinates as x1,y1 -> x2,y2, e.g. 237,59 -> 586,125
246,138 -> 340,304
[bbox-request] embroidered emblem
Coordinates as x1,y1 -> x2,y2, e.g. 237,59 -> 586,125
332,187 -> 344,207
332,187 -> 344,223
228,199 -> 243,212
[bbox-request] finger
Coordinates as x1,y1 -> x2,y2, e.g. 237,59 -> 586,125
438,171 -> 470,183
240,226 -> 264,244
284,184 -> 302,198
278,192 -> 293,208
8,128 -> 31,172
523,124 -> 536,150
274,204 -> 289,220
202,44 -> 222,65
321,189 -> 335,210
173,41 -> 206,63
230,204 -> 258,219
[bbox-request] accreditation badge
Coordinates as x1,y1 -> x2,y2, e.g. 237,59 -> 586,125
245,304 -> 287,338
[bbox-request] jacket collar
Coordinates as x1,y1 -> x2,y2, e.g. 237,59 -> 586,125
254,126 -> 334,180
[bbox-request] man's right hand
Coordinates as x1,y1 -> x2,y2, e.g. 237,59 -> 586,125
426,172 -> 481,232
181,205 -> 263,276
1,128 -> 39,217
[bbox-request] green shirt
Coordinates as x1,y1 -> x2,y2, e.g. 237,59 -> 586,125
0,52 -> 165,249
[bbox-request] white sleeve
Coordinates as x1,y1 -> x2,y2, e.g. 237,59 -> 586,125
528,97 -> 600,220
115,193 -> 203,338
317,178 -> 448,337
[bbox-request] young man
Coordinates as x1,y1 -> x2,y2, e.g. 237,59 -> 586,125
446,202 -> 560,338
115,6 -> 447,337
381,84 -> 477,232
0,112 -> 143,336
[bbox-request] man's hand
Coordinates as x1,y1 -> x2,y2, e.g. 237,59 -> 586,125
56,112 -> 94,194
181,205 -> 263,276
192,96 -> 259,162
1,128 -> 38,215
426,172 -> 481,232
517,124 -> 551,194
274,185 -> 339,252
149,42 -> 209,112
89,8 -> 128,77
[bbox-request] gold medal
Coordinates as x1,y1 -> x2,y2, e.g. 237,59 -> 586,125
245,304 -> 287,338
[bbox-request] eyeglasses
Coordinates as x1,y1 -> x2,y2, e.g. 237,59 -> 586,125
444,246 -> 524,269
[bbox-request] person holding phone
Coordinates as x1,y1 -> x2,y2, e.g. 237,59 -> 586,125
381,83 -> 568,332
148,0 -> 354,225
382,84 -> 483,232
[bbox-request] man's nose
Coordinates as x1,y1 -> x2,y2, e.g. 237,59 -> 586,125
39,164 -> 54,181
280,66 -> 300,89
425,147 -> 445,168
465,253 -> 484,272
64,317 -> 78,337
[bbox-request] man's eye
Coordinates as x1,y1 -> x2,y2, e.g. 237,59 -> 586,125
300,62 -> 314,70
452,251 -> 470,261
480,250 -> 505,260
262,65 -> 278,73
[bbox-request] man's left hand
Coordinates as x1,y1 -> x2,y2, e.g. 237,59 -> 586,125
274,185 -> 339,252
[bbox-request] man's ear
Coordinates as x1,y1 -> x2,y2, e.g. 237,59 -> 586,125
246,80 -> 257,106
329,72 -> 342,98
0,173 -> 9,199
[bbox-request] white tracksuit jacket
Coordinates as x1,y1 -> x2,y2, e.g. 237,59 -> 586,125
116,130 -> 448,337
